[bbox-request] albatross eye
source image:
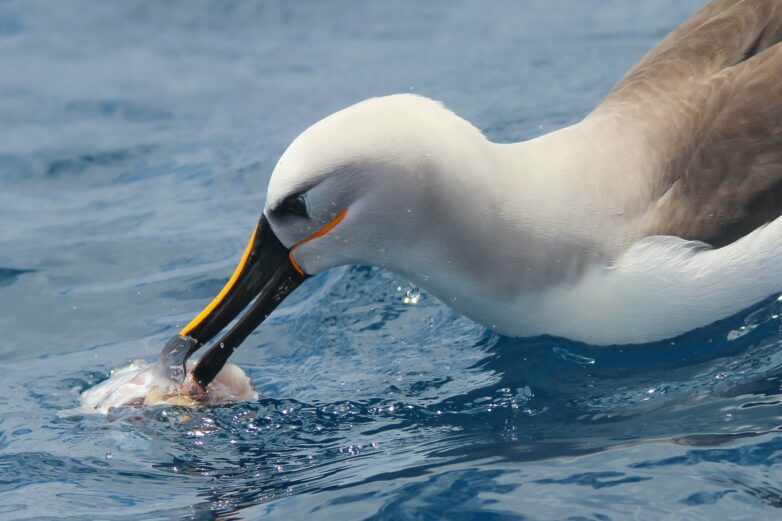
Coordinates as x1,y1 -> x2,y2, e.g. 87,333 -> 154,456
278,193 -> 309,218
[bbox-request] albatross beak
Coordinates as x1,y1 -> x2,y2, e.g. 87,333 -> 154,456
158,214 -> 307,389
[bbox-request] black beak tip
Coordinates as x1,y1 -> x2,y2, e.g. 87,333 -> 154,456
159,334 -> 200,383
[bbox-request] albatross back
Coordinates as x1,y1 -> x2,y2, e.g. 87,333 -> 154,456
593,0 -> 782,248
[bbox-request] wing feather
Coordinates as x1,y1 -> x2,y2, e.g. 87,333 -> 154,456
592,0 -> 782,247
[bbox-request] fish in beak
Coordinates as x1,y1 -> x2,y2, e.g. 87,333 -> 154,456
158,214 -> 307,389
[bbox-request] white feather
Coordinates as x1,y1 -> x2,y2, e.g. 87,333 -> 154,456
508,219 -> 782,344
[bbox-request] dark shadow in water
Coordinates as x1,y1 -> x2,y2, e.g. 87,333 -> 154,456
44,144 -> 157,179
0,267 -> 35,287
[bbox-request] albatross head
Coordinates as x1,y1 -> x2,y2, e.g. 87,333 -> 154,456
160,94 -> 503,387
266,94 -> 492,274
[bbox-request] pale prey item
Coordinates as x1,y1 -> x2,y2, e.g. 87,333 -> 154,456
78,359 -> 258,414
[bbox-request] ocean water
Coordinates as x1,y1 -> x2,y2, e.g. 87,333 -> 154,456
3,0 -> 782,519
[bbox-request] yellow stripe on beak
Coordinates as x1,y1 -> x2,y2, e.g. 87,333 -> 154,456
179,224 -> 258,337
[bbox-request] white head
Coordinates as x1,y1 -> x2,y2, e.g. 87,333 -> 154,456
264,94 -> 511,298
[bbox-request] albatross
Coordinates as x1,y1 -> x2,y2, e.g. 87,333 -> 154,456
159,0 -> 782,388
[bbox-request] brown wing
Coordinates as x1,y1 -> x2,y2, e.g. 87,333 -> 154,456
592,0 -> 782,247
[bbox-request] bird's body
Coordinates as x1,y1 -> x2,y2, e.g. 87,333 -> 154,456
277,93 -> 782,346
162,0 -> 782,388
262,0 -> 782,345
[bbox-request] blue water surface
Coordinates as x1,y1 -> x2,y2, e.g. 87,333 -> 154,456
3,1 -> 782,519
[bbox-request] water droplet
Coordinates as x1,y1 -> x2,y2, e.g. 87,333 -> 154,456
403,286 -> 421,305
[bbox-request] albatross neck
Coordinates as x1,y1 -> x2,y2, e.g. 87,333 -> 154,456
494,116 -> 653,255
391,115 -> 654,314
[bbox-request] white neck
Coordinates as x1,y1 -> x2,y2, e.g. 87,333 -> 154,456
377,116 -> 649,298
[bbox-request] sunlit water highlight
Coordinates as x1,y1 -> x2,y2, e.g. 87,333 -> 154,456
3,0 -> 782,519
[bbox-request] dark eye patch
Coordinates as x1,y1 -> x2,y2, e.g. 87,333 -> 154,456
278,193 -> 308,218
